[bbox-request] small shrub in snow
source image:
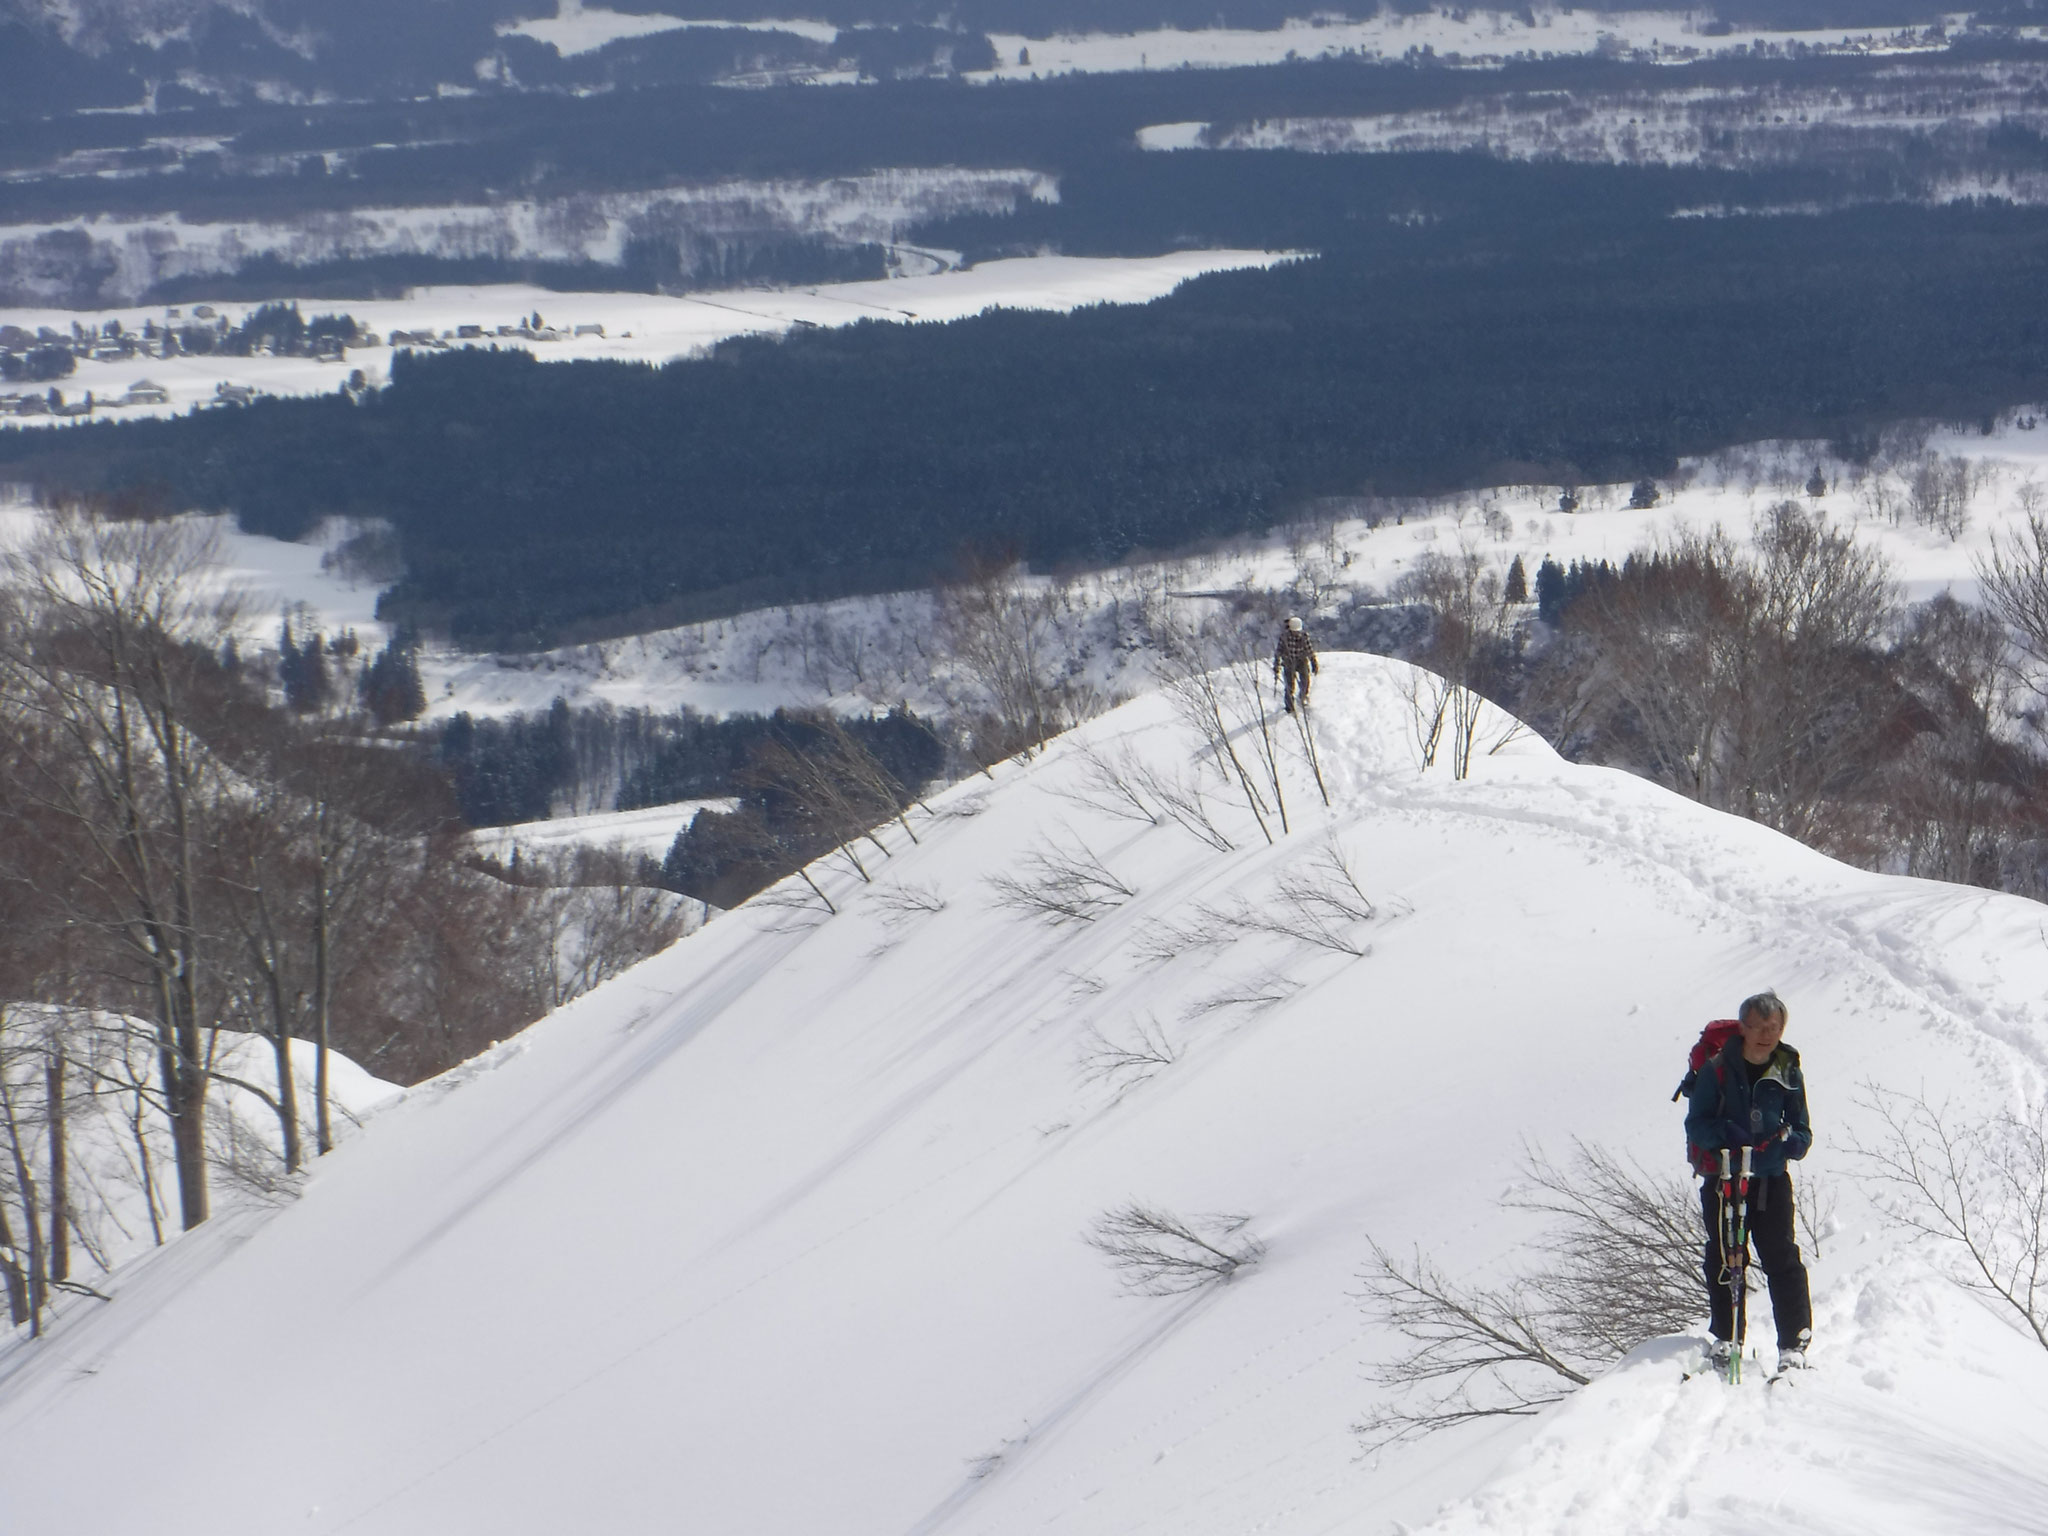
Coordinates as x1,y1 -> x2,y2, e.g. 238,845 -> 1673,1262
1356,1140 -> 1706,1447
1854,1088 -> 2048,1353
986,835 -> 1135,925
1085,1203 -> 1263,1294
1076,1018 -> 1180,1093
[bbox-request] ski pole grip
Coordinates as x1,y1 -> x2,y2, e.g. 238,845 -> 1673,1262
1719,1148 -> 1731,1179
1740,1145 -> 1753,1176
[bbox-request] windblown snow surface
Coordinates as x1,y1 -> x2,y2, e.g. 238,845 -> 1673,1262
2,655 -> 2047,1534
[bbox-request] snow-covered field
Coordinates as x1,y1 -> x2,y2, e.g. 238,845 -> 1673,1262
1139,57 -> 2048,197
0,249 -> 1289,420
501,0 -> 842,57
971,7 -> 1954,81
468,799 -> 740,863
0,168 -> 1055,309
505,5 -> 1968,81
1,654 -> 2043,1533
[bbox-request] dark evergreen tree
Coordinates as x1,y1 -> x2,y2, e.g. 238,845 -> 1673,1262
361,630 -> 427,725
1504,555 -> 1529,605
1535,557 -> 1567,625
278,620 -> 332,714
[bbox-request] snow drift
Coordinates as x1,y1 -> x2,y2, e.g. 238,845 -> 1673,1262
1,652 -> 2046,1534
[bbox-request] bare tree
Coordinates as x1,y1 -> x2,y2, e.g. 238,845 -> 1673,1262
1567,505 -> 1898,843
0,508 -> 243,1230
1076,1017 -> 1180,1093
939,555 -> 1082,763
1151,610 -> 1276,844
1060,741 -> 1162,829
1233,840 -> 1378,957
1506,1142 -> 1707,1360
1357,1140 -> 1706,1446
1128,909 -> 1238,966
1978,510 -> 2048,703
1854,1087 -> 2048,1352
1356,1243 -> 1587,1447
1398,546 -> 1519,779
870,879 -> 947,924
1184,967 -> 1301,1017
1085,1203 -> 1263,1294
1907,454 -> 1977,541
1882,595 -> 2019,885
987,834 -> 1136,925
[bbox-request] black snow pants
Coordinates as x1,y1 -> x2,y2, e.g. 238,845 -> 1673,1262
1700,1172 -> 1812,1348
1279,660 -> 1312,709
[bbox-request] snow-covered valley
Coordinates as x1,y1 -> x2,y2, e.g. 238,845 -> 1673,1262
1,654 -> 2044,1533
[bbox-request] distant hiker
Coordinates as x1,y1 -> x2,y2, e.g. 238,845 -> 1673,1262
1273,616 -> 1318,714
1683,990 -> 1814,1375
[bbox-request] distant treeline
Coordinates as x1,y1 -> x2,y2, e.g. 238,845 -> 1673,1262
5,1 -> 1980,124
425,700 -> 945,831
8,184 -> 2048,648
10,40 -> 2043,229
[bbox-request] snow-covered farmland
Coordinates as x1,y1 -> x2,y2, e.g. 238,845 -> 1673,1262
501,1 -> 843,57
0,249 -> 1291,421
970,7 -> 1956,82
1,655 -> 2044,1533
468,799 -> 740,864
0,168 -> 1055,308
1140,56 -> 2048,196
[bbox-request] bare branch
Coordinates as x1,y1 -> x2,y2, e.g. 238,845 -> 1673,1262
1354,1240 -> 1587,1450
1851,1086 -> 2048,1352
1076,1017 -> 1180,1093
1128,908 -> 1238,966
986,835 -> 1136,925
1184,967 -> 1301,1017
871,880 -> 947,925
1084,1203 -> 1264,1294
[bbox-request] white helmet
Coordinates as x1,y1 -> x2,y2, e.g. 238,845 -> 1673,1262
1285,616 -> 1303,632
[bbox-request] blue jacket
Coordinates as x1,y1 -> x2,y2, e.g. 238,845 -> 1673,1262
1684,1036 -> 1812,1178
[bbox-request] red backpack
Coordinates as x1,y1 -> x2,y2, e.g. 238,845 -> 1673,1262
1675,1019 -> 1742,1175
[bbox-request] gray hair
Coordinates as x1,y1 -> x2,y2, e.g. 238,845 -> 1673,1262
1739,990 -> 1788,1025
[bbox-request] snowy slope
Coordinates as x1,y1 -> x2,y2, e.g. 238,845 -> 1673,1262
1,654 -> 2045,1534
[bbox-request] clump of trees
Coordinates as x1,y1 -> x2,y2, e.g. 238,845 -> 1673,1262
1516,502 -> 2048,896
0,506 -> 690,1332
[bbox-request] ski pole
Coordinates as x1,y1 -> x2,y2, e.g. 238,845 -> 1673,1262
1732,1144 -> 1754,1383
1716,1148 -> 1735,1379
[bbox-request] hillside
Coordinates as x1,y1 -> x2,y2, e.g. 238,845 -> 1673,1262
1,653 -> 2045,1533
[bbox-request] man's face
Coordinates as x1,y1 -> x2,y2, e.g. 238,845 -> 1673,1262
1740,1009 -> 1786,1056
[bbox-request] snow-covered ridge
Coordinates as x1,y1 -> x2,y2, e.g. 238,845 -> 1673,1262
0,653 -> 2042,1532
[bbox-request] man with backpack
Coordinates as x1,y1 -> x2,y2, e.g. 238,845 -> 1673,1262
1681,989 -> 1814,1376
